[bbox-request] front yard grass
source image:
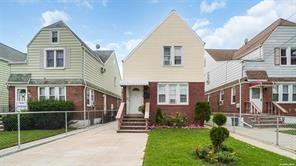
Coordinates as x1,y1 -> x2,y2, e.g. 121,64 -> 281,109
279,129 -> 296,135
144,128 -> 295,166
0,129 -> 65,150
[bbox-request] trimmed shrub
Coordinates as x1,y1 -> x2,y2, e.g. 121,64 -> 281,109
210,127 -> 229,151
167,112 -> 187,127
2,113 -> 34,131
138,105 -> 145,114
28,100 -> 74,129
213,113 -> 227,126
155,108 -> 165,125
217,151 -> 238,163
194,102 -> 211,126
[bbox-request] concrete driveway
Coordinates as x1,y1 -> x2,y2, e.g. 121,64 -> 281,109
0,122 -> 148,166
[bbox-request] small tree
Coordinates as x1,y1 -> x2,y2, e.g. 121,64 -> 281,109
155,107 -> 165,125
195,102 -> 211,126
210,113 -> 229,152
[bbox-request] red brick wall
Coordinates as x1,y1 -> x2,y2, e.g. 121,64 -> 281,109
8,86 -> 15,112
28,86 -> 38,102
208,83 -> 250,113
66,86 -> 84,111
148,82 -> 206,124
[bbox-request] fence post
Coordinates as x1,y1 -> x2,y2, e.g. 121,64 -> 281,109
65,112 -> 68,135
88,111 -> 90,127
276,116 -> 279,146
17,112 -> 20,149
102,111 -> 104,124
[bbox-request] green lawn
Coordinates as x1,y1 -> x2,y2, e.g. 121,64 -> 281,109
0,129 -> 65,149
144,128 -> 296,166
279,130 -> 296,135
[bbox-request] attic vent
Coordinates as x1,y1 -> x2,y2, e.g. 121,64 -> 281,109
100,67 -> 106,74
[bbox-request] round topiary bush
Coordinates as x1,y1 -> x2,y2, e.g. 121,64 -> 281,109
213,113 -> 227,126
210,127 -> 229,151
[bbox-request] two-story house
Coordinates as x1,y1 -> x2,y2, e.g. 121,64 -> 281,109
118,10 -> 206,132
205,18 -> 296,118
7,21 -> 122,121
0,43 -> 26,112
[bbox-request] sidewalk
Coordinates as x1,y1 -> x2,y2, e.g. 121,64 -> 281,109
0,122 -> 148,166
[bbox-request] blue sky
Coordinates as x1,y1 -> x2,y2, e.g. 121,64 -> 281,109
0,0 -> 295,69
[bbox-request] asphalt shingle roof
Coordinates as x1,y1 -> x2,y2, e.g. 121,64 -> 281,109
94,50 -> 114,63
0,43 -> 26,62
8,74 -> 31,83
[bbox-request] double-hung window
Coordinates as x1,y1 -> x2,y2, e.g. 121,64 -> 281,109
272,85 -> 279,101
163,46 -> 183,66
282,85 -> 289,101
51,31 -> 58,43
293,85 -> 296,102
280,48 -> 287,65
157,83 -> 188,105
38,87 -> 66,100
231,87 -> 236,104
291,48 -> 296,65
45,49 -> 65,69
86,89 -> 95,106
219,90 -> 224,103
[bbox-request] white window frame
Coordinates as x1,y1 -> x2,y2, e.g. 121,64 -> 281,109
273,84 -> 296,103
157,83 -> 189,105
44,48 -> 65,69
219,90 -> 224,104
279,47 -> 296,66
50,31 -> 59,44
38,87 -> 66,101
162,45 -> 183,66
231,87 -> 236,104
290,47 -> 296,65
272,85 -> 279,101
86,88 -> 95,107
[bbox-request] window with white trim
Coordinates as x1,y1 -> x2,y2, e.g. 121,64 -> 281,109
282,85 -> 289,101
38,87 -> 66,100
51,31 -> 58,43
86,89 -> 95,106
45,49 -> 65,68
293,85 -> 296,102
231,87 -> 236,104
291,48 -> 296,65
272,85 -> 279,101
280,48 -> 287,65
157,83 -> 188,105
163,46 -> 183,66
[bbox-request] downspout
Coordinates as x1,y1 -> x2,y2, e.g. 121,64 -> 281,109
239,60 -> 245,120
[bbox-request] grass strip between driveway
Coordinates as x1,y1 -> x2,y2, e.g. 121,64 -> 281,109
0,129 -> 65,150
144,128 -> 296,166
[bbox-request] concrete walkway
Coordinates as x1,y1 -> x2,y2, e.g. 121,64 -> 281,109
0,122 -> 148,166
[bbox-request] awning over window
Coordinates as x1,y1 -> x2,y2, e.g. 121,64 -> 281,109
120,80 -> 149,86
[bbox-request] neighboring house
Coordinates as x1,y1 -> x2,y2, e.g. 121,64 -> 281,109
120,10 -> 206,131
205,18 -> 296,116
0,43 -> 26,112
7,21 -> 122,119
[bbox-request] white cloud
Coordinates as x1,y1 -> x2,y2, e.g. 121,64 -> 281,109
192,18 -> 210,30
194,0 -> 296,48
200,0 -> 226,14
124,31 -> 133,35
101,0 -> 108,6
101,43 -> 121,50
41,10 -> 71,27
123,39 -> 142,52
57,0 -> 94,9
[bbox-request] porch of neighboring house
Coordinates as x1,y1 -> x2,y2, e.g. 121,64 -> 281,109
116,80 -> 150,133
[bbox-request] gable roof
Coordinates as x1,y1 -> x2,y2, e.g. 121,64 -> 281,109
28,21 -> 104,65
207,18 -> 296,61
122,10 -> 204,62
0,43 -> 26,63
206,49 -> 237,61
94,50 -> 114,63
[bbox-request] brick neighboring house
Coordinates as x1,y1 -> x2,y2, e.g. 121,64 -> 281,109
119,10 -> 206,132
204,18 -> 296,117
7,21 -> 122,121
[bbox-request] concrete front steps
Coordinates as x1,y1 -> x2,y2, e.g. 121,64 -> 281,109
117,114 -> 148,133
245,115 -> 288,128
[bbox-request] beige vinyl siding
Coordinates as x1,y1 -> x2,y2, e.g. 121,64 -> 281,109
123,12 -> 204,82
84,50 -> 104,88
0,60 -> 9,112
101,54 -> 122,96
10,28 -> 82,79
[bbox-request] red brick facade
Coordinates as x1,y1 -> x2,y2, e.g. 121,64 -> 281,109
8,86 -> 120,115
123,82 -> 206,124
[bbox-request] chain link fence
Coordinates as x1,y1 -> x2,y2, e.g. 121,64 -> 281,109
206,113 -> 296,153
0,110 -> 117,156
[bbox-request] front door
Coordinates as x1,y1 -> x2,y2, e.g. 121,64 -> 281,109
128,86 -> 143,114
250,87 -> 262,113
15,87 -> 27,111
